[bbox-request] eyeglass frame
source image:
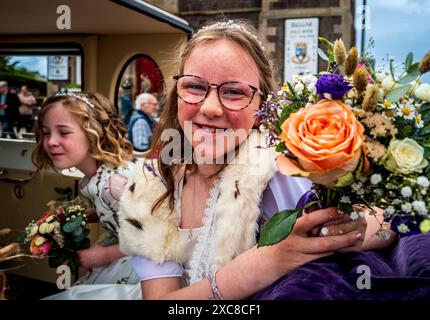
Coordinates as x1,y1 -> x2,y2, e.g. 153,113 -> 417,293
173,74 -> 264,111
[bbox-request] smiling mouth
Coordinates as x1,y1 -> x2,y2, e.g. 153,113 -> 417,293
195,123 -> 226,133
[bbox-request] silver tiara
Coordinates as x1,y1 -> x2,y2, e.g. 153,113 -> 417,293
195,20 -> 265,51
55,92 -> 95,109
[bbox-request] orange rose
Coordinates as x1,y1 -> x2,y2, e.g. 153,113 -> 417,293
277,99 -> 366,186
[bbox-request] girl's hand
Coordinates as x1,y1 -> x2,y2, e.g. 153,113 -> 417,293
309,207 -> 397,252
271,207 -> 363,275
77,244 -> 124,269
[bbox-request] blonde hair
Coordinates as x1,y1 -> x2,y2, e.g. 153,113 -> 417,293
149,19 -> 276,214
32,92 -> 134,170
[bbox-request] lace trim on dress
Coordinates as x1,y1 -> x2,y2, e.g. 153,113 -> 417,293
187,174 -> 222,285
175,167 -> 223,285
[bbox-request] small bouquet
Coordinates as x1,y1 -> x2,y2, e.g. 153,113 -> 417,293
257,37 -> 430,246
23,198 -> 91,272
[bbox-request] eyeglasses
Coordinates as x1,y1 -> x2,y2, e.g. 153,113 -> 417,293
173,75 -> 263,111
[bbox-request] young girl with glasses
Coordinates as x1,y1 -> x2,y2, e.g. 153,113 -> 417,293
119,20 -> 430,300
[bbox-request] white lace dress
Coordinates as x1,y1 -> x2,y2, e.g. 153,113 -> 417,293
44,162 -> 142,300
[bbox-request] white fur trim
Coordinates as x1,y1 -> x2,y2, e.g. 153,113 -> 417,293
118,161 -> 182,264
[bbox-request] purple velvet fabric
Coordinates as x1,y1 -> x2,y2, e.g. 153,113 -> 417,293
256,177 -> 430,300
254,234 -> 430,300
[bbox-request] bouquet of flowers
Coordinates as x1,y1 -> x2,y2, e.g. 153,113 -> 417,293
23,197 -> 91,272
257,37 -> 430,246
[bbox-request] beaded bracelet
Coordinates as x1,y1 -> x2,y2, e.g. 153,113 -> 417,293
206,269 -> 224,300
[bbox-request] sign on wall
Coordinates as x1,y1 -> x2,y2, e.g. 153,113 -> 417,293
284,18 -> 319,81
48,56 -> 69,80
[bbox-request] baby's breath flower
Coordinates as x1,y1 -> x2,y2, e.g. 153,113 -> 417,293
370,174 -> 382,185
340,196 -> 351,203
397,223 -> 410,234
401,203 -> 412,212
412,201 -> 427,215
417,176 -> 430,188
385,207 -> 395,215
401,186 -> 412,198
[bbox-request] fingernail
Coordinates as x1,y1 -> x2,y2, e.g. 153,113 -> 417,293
355,232 -> 362,240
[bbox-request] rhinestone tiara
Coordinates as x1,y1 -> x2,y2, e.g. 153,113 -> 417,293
194,20 -> 265,51
55,92 -> 95,109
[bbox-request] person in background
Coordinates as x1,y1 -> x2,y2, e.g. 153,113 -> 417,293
18,85 -> 37,134
0,81 -> 20,138
128,93 -> 159,152
119,76 -> 133,126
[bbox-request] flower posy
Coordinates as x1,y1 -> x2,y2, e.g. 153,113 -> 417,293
23,198 -> 91,272
257,39 -> 430,245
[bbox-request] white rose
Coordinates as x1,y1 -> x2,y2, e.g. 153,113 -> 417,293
415,83 -> 430,102
38,222 -> 48,234
45,223 -> 55,234
383,138 -> 428,174
29,225 -> 39,237
34,236 -> 46,247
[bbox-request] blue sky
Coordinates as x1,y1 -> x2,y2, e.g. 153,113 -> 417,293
8,1 -> 430,82
355,0 -> 430,82
9,56 -> 47,78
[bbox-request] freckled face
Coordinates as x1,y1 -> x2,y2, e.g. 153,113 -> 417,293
178,39 -> 262,160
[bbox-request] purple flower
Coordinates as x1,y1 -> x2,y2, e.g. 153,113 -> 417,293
316,74 -> 352,100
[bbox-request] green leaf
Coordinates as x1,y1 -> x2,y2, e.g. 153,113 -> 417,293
48,252 -> 68,268
398,125 -> 413,139
420,103 -> 430,116
335,172 -> 355,187
405,52 -> 413,71
63,216 -> 84,234
73,226 -> 83,236
407,62 -> 419,74
275,142 -> 286,153
317,48 -> 329,62
257,209 -> 299,247
319,37 -> 334,49
338,202 -> 354,215
398,69 -> 420,84
73,232 -> 86,243
385,84 -> 412,103
257,201 -> 319,247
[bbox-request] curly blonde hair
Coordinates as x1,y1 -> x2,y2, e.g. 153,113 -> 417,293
149,19 -> 276,214
32,92 -> 134,170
